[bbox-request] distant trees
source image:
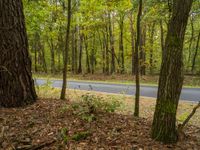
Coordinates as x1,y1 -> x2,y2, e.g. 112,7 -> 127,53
24,0 -> 200,75
151,0 -> 193,144
0,0 -> 37,107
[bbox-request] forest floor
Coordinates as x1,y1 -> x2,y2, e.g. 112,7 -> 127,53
33,73 -> 200,87
1,87 -> 200,149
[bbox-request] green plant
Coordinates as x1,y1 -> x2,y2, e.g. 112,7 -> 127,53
71,131 -> 90,141
61,128 -> 69,144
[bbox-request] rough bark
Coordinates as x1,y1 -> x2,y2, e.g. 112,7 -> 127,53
0,0 -> 37,107
151,0 -> 193,144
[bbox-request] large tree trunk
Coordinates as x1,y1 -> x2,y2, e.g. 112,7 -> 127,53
151,0 -> 193,144
134,0 -> 142,117
0,0 -> 37,107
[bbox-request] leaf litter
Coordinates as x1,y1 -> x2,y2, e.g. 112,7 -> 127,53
0,98 -> 200,150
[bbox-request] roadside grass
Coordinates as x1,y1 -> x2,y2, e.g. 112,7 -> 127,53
36,84 -> 200,127
33,73 -> 200,88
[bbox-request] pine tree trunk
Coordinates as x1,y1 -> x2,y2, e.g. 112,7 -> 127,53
151,0 -> 193,144
0,0 -> 37,107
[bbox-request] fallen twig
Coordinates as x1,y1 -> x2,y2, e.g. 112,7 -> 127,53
178,101 -> 200,139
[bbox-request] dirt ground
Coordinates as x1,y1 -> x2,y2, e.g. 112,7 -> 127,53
1,98 -> 200,150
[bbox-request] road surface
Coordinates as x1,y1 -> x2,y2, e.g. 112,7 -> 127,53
35,79 -> 200,102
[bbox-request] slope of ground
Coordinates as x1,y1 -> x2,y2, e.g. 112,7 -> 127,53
1,98 -> 200,150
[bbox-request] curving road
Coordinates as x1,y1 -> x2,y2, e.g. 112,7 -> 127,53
35,79 -> 200,102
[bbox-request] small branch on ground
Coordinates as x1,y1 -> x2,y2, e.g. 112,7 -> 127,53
178,101 -> 200,140
16,139 -> 56,150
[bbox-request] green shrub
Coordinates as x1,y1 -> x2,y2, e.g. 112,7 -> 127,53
71,131 -> 90,141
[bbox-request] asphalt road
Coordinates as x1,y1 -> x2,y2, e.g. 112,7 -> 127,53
35,79 -> 200,102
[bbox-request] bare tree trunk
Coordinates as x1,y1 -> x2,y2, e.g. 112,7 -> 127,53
134,0 -> 142,117
187,16 -> 194,70
140,25 -> 146,76
119,15 -> 125,74
149,22 -> 156,75
151,0 -> 193,144
191,30 -> 200,74
109,12 -> 115,74
0,0 -> 37,107
160,20 -> 165,59
60,0 -> 72,100
130,12 -> 136,75
105,26 -> 110,75
84,35 -> 91,73
78,33 -> 83,74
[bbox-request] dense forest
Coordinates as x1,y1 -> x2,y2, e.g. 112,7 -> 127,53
24,0 -> 200,75
1,0 -> 200,149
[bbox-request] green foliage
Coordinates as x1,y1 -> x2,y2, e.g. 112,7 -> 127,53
23,0 -> 200,74
71,131 -> 90,141
178,112 -> 190,122
61,127 -> 69,144
81,93 -> 122,113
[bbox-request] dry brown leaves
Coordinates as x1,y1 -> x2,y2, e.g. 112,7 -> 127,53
0,99 -> 200,150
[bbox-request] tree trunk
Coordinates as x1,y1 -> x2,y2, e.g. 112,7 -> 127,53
130,13 -> 136,75
151,0 -> 193,144
187,16 -> 194,70
149,22 -> 155,75
140,25 -> 146,76
105,26 -> 110,75
49,38 -> 56,74
84,35 -> 91,74
119,15 -> 125,74
191,30 -> 200,74
0,0 -> 37,107
60,0 -> 71,100
109,12 -> 115,74
160,20 -> 165,59
134,0 -> 142,117
78,33 -> 83,74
